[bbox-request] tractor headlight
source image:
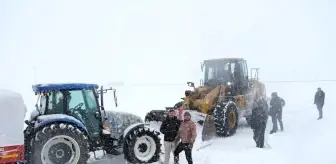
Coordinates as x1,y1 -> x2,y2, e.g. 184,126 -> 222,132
227,82 -> 232,86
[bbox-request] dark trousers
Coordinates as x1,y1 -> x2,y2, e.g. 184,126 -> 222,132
271,109 -> 283,132
317,104 -> 324,118
173,143 -> 193,164
253,122 -> 266,148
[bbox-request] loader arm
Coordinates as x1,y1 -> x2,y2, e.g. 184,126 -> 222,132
191,86 -> 221,114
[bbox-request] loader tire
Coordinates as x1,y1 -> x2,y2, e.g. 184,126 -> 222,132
31,123 -> 90,164
124,127 -> 161,163
213,101 -> 239,137
174,101 -> 184,108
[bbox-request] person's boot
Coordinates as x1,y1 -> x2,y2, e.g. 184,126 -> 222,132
280,123 -> 284,132
269,129 -> 277,134
317,109 -> 323,120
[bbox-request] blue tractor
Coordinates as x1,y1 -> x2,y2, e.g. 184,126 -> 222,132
24,83 -> 161,164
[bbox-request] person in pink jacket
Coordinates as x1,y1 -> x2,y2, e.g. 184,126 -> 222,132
173,111 -> 197,164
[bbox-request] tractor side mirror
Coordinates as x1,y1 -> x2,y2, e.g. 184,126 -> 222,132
113,89 -> 118,107
201,62 -> 204,72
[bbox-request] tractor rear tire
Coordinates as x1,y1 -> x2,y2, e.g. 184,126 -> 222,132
213,101 -> 239,137
124,127 -> 161,163
31,123 -> 90,164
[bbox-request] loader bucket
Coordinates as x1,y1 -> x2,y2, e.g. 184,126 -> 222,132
201,115 -> 216,141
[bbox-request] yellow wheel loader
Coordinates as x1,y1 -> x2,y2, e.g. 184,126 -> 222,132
145,58 -> 266,140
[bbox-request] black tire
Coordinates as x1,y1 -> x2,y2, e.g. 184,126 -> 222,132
145,111 -> 166,123
173,101 -> 184,108
124,127 -> 161,163
212,101 -> 239,137
30,123 -> 90,164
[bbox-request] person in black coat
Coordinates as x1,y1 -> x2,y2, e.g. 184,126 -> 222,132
269,92 -> 285,134
251,95 -> 268,148
314,87 -> 325,120
160,109 -> 181,164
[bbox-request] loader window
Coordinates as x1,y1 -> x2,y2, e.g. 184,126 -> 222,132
207,68 -> 215,80
204,62 -> 232,84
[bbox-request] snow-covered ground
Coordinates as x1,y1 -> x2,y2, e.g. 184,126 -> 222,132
2,82 -> 335,164
95,82 -> 336,164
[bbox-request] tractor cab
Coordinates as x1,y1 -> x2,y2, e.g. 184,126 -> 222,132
32,83 -> 117,141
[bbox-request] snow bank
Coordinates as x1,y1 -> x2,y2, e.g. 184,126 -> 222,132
0,89 -> 26,146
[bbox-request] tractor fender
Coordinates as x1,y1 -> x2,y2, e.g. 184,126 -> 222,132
122,123 -> 157,141
123,123 -> 145,138
34,114 -> 88,134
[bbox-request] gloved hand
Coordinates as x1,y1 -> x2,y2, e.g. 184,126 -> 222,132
186,143 -> 193,149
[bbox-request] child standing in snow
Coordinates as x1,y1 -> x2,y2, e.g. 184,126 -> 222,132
173,111 -> 197,164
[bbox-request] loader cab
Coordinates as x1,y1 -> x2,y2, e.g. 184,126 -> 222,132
201,58 -> 249,94
202,58 -> 248,85
33,84 -> 103,140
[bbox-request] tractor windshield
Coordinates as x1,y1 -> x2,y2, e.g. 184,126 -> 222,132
204,60 -> 238,85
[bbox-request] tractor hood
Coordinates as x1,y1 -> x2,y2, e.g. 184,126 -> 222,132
104,110 -> 144,139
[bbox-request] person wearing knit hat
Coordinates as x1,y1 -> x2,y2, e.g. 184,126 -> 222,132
173,111 -> 196,164
159,109 -> 181,164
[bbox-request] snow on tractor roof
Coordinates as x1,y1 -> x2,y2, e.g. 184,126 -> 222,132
32,83 -> 99,93
0,89 -> 26,146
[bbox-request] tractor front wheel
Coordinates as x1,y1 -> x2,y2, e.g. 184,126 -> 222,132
124,127 -> 161,163
213,101 -> 239,137
31,123 -> 90,164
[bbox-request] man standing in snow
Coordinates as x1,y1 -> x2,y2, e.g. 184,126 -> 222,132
160,109 -> 181,164
269,92 -> 285,134
174,111 -> 197,164
251,95 -> 269,148
314,87 -> 325,120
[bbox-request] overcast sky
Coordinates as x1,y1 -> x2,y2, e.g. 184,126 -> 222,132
1,0 -> 335,115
